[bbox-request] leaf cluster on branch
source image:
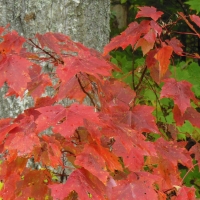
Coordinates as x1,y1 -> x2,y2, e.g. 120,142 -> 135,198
0,6 -> 200,200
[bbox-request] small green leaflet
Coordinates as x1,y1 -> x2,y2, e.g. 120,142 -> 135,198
185,0 -> 200,13
121,0 -> 127,3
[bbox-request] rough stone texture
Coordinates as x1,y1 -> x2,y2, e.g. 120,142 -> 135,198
0,0 -> 110,118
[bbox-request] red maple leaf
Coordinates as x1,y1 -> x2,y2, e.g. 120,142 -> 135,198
36,32 -> 115,81
173,105 -> 185,126
112,136 -> 148,172
0,30 -> 25,54
150,20 -> 162,36
34,96 -> 57,108
4,116 -> 40,156
112,172 -> 159,200
53,104 -> 99,138
190,14 -> 200,28
16,170 -> 51,199
36,33 -> 62,55
176,186 -> 196,200
100,79 -> 136,112
131,105 -> 159,133
160,78 -> 196,115
183,107 -> 200,128
27,64 -> 52,99
123,146 -> 145,171
0,173 -> 20,200
151,63 -> 171,84
143,28 -> 157,44
94,142 -> 123,172
56,74 -> 90,102
83,124 -> 123,172
103,20 -> 150,55
0,157 -> 27,180
0,118 -> 17,144
0,55 -> 31,97
56,50 -> 113,83
5,131 -> 40,157
88,120 -> 156,172
136,6 -> 163,21
49,168 -> 107,199
0,157 -> 28,199
166,37 -> 184,55
147,156 -> 182,189
173,106 -> 200,129
155,138 -> 192,168
190,143 -> 200,168
75,144 -> 109,183
33,135 -> 62,167
43,32 -> 85,55
36,105 -> 66,133
146,49 -> 158,68
134,38 -> 154,55
154,46 -> 173,79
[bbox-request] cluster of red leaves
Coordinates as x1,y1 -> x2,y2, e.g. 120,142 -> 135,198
0,6 -> 200,200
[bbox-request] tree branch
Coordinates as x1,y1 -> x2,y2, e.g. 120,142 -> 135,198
135,65 -> 147,91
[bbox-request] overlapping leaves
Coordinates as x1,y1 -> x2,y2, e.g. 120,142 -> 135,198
0,5 -> 200,200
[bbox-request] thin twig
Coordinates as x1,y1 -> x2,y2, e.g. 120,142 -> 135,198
75,130 -> 81,143
144,77 -> 172,139
144,77 -> 168,124
76,74 -> 99,110
132,52 -> 136,90
135,65 -> 147,91
181,163 -> 199,185
28,39 -> 64,64
170,31 -> 199,36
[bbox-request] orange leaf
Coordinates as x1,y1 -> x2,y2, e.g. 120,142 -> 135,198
134,38 -> 154,55
154,46 -> 173,79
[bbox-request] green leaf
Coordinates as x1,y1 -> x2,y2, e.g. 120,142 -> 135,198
187,62 -> 200,97
177,133 -> 186,140
111,57 -> 118,65
185,0 -> 200,13
134,58 -> 145,68
165,112 -> 174,124
178,120 -> 194,134
171,62 -> 190,81
177,120 -> 200,141
160,98 -> 174,108
143,89 -> 156,102
180,162 -> 200,197
121,0 -> 127,4
192,127 -> 200,141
